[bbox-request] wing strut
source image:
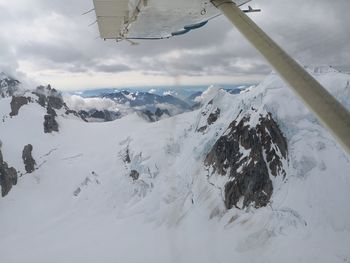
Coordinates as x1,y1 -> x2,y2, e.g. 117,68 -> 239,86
211,0 -> 350,155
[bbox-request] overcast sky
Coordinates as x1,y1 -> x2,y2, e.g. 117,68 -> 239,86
0,0 -> 349,90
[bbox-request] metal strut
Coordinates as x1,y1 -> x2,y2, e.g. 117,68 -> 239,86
211,0 -> 350,155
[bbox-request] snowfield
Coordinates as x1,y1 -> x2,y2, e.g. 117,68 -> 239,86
1,69 -> 350,263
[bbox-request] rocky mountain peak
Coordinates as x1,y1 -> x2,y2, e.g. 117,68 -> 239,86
205,109 -> 288,209
33,85 -> 64,110
7,84 -> 86,133
0,73 -> 21,98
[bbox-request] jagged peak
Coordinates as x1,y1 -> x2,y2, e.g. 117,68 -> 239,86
193,85 -> 222,105
205,109 -> 288,210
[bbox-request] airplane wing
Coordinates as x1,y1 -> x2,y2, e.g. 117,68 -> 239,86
93,0 -> 251,40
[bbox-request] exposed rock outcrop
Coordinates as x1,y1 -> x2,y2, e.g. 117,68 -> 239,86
8,84 -> 85,132
207,108 -> 221,125
205,111 -> 288,210
196,99 -> 221,133
22,144 -> 36,173
78,109 -> 121,122
32,85 -> 64,133
140,108 -> 170,122
154,108 -> 170,118
10,96 -> 31,116
65,109 -> 88,122
0,144 -> 18,197
48,92 -> 64,110
122,147 -> 131,164
33,85 -> 64,110
44,114 -> 59,133
130,170 -> 140,181
46,105 -> 57,117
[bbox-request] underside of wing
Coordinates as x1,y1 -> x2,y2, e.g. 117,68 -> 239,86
93,0 -> 251,40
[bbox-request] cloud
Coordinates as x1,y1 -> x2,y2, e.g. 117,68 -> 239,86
0,0 -> 349,90
64,95 -> 119,111
194,85 -> 221,103
93,63 -> 131,73
148,89 -> 157,94
0,36 -> 19,75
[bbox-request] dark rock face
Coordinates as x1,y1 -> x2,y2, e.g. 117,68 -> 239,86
76,110 -> 88,119
65,109 -> 87,122
196,125 -> 207,133
197,100 -> 221,132
155,108 -> 170,118
48,93 -> 63,110
207,108 -> 221,125
205,111 -> 288,209
47,105 -> 57,117
0,149 -> 18,197
33,85 -> 64,110
123,147 -> 131,164
10,96 -> 31,116
257,114 -> 288,176
22,144 -> 36,173
141,110 -> 155,122
44,114 -> 59,133
34,89 -> 47,107
90,110 -> 108,119
90,110 -> 120,122
140,108 -> 170,122
130,170 -> 140,181
35,85 -> 88,130
32,85 -> 63,133
78,109 -> 121,122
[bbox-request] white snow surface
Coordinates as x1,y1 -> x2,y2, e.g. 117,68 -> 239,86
0,70 -> 350,263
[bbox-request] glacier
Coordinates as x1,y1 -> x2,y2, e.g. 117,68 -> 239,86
0,68 -> 350,263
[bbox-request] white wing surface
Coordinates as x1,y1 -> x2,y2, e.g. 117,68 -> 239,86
93,0 -> 250,39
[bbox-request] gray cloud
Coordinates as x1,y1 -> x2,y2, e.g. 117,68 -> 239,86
0,0 -> 349,89
93,63 -> 131,73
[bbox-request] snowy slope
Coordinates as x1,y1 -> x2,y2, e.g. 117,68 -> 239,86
0,69 -> 350,263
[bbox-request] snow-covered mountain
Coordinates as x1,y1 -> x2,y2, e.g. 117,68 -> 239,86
185,86 -> 246,107
0,72 -> 21,98
102,90 -> 190,109
0,68 -> 350,263
100,90 -> 191,118
65,90 -> 193,123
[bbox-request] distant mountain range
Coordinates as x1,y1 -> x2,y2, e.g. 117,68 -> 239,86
70,84 -> 249,98
101,90 -> 191,110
